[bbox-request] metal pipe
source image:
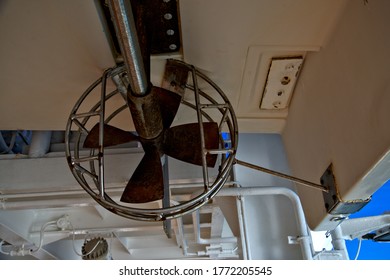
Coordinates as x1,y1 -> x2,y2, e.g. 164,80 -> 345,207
330,226 -> 350,260
28,131 -> 52,158
217,186 -> 315,260
236,195 -> 250,260
192,210 -> 238,245
108,0 -> 148,96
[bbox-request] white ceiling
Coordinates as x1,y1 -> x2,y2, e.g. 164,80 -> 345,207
0,0 -> 348,131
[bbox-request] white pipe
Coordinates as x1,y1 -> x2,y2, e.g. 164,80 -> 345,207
0,182 -> 238,201
236,195 -> 249,259
192,210 -> 238,245
330,225 -> 349,260
216,186 -> 314,260
28,131 -> 52,158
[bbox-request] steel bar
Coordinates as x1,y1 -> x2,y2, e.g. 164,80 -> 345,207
235,159 -> 329,193
219,108 -> 230,131
98,70 -> 110,198
191,66 -> 209,189
72,156 -> 99,164
162,155 -> 172,238
74,164 -> 98,181
207,148 -> 235,155
184,82 -> 237,147
72,119 -> 90,135
200,103 -> 230,109
71,111 -> 100,120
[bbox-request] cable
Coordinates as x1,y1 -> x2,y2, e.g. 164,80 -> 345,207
2,216 -> 110,259
53,216 -> 87,257
1,216 -> 104,258
40,216 -> 105,258
0,240 -> 10,255
104,233 -> 113,260
0,220 -> 58,257
68,222 -> 102,257
354,238 -> 363,260
30,221 -> 58,253
1,241 -> 32,257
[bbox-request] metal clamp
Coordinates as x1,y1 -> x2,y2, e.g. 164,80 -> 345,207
321,164 -> 371,215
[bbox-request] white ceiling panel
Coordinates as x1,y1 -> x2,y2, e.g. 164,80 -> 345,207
0,0 -> 347,131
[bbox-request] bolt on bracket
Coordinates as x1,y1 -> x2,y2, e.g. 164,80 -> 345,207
321,164 -> 371,215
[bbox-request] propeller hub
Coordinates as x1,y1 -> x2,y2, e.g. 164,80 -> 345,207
127,86 -> 164,140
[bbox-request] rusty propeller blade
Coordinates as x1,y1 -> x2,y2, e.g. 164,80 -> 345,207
156,87 -> 182,129
83,123 -> 138,149
163,122 -> 220,167
120,146 -> 164,203
119,121 -> 219,203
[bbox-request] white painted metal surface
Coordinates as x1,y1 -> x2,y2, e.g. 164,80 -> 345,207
338,214 -> 390,241
283,0 -> 390,230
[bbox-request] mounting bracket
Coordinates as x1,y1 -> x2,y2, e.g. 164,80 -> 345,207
321,164 -> 371,215
96,0 -> 182,63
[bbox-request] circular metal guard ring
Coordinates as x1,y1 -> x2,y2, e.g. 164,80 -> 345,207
65,60 -> 238,221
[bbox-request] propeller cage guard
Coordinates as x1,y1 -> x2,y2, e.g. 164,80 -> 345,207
65,60 -> 238,221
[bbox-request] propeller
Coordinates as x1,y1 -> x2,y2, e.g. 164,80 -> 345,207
83,0 -> 220,203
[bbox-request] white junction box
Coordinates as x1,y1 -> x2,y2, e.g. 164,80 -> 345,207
260,57 -> 303,110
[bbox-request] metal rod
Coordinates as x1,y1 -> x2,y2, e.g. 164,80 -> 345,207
191,66 -> 209,189
162,155 -> 171,238
108,0 -> 148,96
105,104 -> 128,124
74,165 -> 98,181
98,71 -> 110,198
200,103 -> 230,109
72,156 -> 99,164
71,111 -> 100,120
207,148 -> 235,155
72,119 -> 90,135
235,159 -> 328,193
219,108 -> 229,131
